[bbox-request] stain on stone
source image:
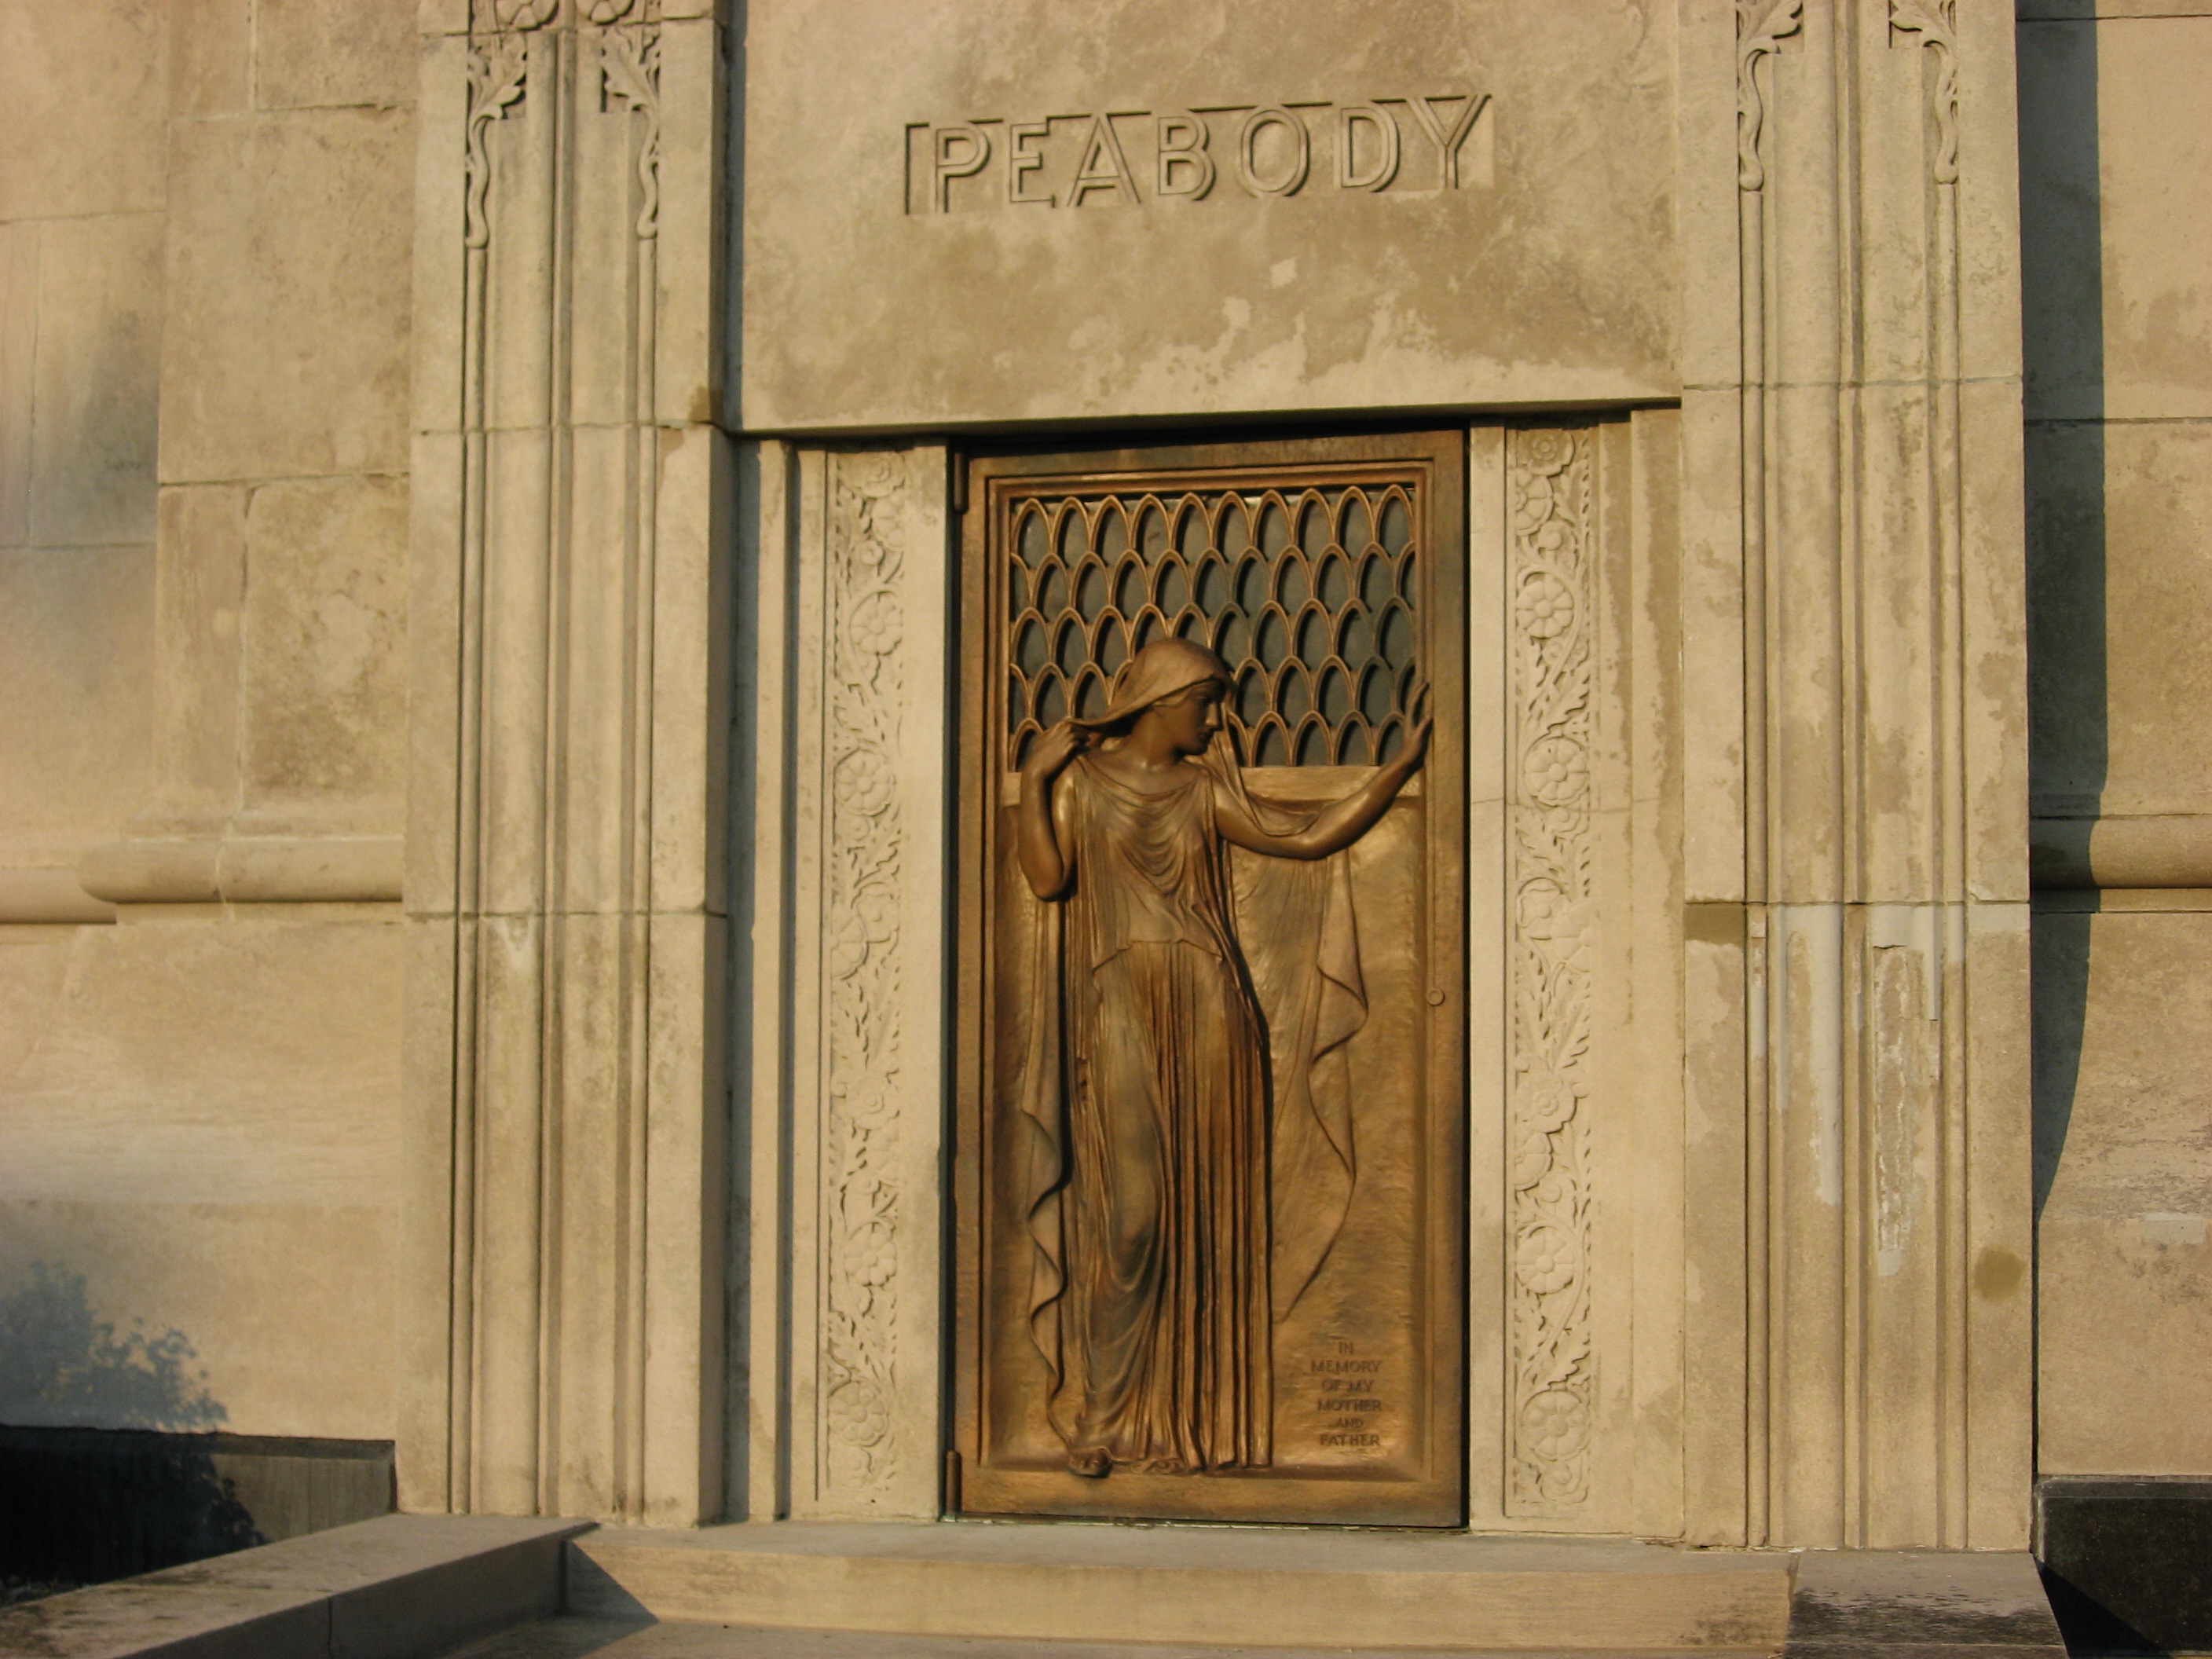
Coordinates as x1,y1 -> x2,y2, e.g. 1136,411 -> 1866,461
1974,1245 -> 2028,1301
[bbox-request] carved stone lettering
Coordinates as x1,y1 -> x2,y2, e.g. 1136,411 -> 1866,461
906,97 -> 1491,213
1336,105 -> 1401,192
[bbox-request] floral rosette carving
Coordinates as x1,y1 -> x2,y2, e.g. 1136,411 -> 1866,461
820,453 -> 912,1493
1506,427 -> 1595,1511
473,0 -> 660,28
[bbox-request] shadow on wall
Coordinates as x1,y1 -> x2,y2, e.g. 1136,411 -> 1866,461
2020,9 -> 2104,1221
0,1262 -> 262,1584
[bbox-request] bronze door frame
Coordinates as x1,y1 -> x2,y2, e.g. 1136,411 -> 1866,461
952,430 -> 1467,1525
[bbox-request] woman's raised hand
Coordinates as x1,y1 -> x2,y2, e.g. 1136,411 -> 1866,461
1026,718 -> 1092,779
1390,714 -> 1433,777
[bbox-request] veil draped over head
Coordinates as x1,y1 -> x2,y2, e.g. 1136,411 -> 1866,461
1064,636 -> 1236,731
1017,639 -> 1369,1403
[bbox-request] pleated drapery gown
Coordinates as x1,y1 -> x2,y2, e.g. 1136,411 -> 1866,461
1042,753 -> 1273,1473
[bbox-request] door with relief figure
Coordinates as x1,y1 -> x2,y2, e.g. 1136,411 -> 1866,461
952,432 -> 1467,1525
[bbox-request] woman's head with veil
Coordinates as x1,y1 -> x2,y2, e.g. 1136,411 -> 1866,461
1075,639 -> 1234,760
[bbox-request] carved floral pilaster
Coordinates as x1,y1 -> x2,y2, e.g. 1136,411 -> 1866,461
777,445 -> 947,1522
1505,427 -> 1599,1514
818,454 -> 914,1494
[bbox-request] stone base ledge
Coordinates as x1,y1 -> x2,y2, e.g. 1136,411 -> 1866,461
78,835 -> 403,905
0,1513 -> 588,1659
2031,813 -> 2212,889
0,866 -> 116,923
567,1522 -> 1796,1653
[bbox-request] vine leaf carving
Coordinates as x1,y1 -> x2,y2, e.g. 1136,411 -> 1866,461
599,29 -> 663,239
820,452 -> 913,1494
1507,427 -> 1597,1512
463,38 -> 527,251
1735,0 -> 1804,191
1889,0 -> 1960,185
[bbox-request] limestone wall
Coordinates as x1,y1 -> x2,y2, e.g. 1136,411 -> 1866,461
0,0 -> 416,1443
2022,2 -> 2212,1478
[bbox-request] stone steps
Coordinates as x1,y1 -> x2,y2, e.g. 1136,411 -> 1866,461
0,1513 -> 586,1659
564,1522 -> 1795,1654
457,1619 -> 1776,1659
0,1514 -> 2066,1658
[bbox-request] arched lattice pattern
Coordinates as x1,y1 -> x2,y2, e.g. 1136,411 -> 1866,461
1005,483 -> 1422,768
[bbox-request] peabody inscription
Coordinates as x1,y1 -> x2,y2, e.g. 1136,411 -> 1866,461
1313,1342 -> 1390,1451
906,97 -> 1492,214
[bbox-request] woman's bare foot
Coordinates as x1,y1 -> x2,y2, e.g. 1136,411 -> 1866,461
1067,1447 -> 1110,1478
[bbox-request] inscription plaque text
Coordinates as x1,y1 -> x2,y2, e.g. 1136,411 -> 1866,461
907,96 -> 1492,213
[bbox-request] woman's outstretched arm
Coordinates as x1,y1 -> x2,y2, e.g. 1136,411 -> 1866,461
1214,716 -> 1431,859
1017,720 -> 1088,899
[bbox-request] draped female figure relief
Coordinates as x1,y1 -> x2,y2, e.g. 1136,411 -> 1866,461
1015,638 -> 1429,1478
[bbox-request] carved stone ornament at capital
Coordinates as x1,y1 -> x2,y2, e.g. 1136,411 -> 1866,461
490,0 -> 558,27
472,0 -> 647,34
1506,426 -> 1597,1514
1734,0 -> 1804,190
1888,0 -> 1961,185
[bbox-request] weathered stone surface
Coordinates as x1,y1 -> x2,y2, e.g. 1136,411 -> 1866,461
169,0 -> 252,120
0,0 -> 167,222
256,0 -> 416,112
2063,16 -> 2212,422
739,0 -> 1676,430
1783,1551 -> 2064,1656
570,1522 -> 1792,1653
0,1198 -> 399,1440
0,219 -> 37,548
467,1617 -> 1774,1659
0,918 -> 402,1438
2037,906 -> 2212,1476
28,212 -> 163,548
2089,423 -> 2212,816
0,546 -> 154,857
240,474 -> 409,815
159,108 -> 413,482
0,1514 -> 582,1659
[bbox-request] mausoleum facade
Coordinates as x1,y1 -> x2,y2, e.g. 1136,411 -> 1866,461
1,0 -> 2207,1645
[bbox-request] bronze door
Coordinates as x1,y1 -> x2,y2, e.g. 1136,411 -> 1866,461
953,433 -> 1466,1525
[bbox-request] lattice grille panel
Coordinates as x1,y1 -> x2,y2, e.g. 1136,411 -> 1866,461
1003,483 -> 1423,768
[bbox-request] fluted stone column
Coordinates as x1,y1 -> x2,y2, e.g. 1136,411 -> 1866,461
398,0 -> 732,1526
1674,0 -> 2031,1549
